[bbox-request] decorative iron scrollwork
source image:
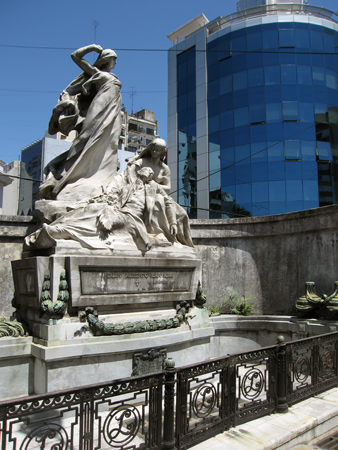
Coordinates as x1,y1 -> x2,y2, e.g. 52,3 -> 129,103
21,423 -> 68,450
294,356 -> 311,383
192,382 -> 217,418
103,405 -> 141,447
241,368 -> 264,400
320,349 -> 334,375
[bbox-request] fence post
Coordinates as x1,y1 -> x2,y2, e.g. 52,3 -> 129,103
163,357 -> 177,450
276,335 -> 288,413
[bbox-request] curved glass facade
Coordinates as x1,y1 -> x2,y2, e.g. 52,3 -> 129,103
207,20 -> 338,217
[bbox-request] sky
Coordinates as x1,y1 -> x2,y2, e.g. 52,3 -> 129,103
0,0 -> 337,164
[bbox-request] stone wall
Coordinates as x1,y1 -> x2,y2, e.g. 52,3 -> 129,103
1,206 -> 338,318
190,205 -> 338,315
0,215 -> 36,317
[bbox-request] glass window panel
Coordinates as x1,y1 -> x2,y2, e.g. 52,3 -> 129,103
187,90 -> 195,109
178,93 -> 188,112
299,102 -> 314,122
252,182 -> 269,202
209,149 -> 220,172
323,31 -> 335,53
325,53 -> 336,71
232,34 -> 247,52
286,180 -> 303,201
252,162 -> 268,182
247,31 -> 263,51
233,89 -> 249,108
247,52 -> 263,69
263,51 -> 279,67
297,65 -> 312,85
252,202 -> 269,216
302,161 -> 318,180
220,110 -> 234,130
317,141 -> 333,161
280,52 -> 296,65
312,67 -> 326,86
251,143 -> 267,160
310,31 -> 324,51
297,52 -> 311,66
249,86 -> 265,104
266,103 -> 282,123
250,104 -> 266,124
236,184 -> 252,204
285,140 -> 301,159
207,63 -> 219,82
286,200 -> 304,212
269,202 -> 287,215
250,123 -> 266,142
219,75 -> 232,95
219,93 -> 233,112
235,144 -> 250,162
326,70 -> 337,90
208,97 -> 219,116
300,126 -> 315,141
269,181 -> 286,201
281,65 -> 297,84
303,180 -> 318,201
263,29 -> 279,49
208,80 -> 219,99
298,85 -> 313,102
282,85 -> 298,101
301,141 -> 316,161
248,68 -> 264,87
279,29 -> 295,47
209,133 -> 220,147
233,71 -> 247,91
207,42 -> 218,65
187,107 -> 196,125
313,86 -> 327,103
265,85 -> 282,102
219,58 -> 232,77
295,29 -> 310,49
268,141 -> 284,161
264,66 -> 280,85
220,129 -> 235,148
232,54 -> 247,72
284,122 -> 300,140
221,147 -> 235,166
268,161 -> 285,180
209,114 -> 219,134
234,126 -> 250,145
209,171 -> 221,191
267,123 -> 284,141
286,161 -> 302,179
283,102 -> 299,121
234,107 -> 249,127
235,161 -> 251,184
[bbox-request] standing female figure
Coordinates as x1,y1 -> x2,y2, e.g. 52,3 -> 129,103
39,44 -> 122,203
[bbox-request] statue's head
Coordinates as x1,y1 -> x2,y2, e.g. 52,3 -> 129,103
144,138 -> 167,160
95,49 -> 117,70
138,167 -> 154,181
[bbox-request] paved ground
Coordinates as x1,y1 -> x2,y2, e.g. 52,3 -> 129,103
189,387 -> 338,450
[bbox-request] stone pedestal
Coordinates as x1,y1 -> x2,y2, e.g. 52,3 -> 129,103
9,240 -> 209,394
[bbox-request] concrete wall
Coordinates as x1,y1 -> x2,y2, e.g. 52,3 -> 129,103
1,205 -> 338,318
190,205 -> 338,315
0,215 -> 36,317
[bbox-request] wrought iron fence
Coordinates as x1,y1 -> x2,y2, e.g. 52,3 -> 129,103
0,332 -> 337,450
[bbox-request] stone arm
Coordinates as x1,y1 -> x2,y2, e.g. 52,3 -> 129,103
71,44 -> 103,77
156,184 -> 177,237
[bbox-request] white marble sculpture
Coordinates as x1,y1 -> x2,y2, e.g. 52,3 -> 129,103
39,44 -> 122,204
26,138 -> 194,252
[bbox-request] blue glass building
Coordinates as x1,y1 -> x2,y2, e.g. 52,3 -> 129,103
167,1 -> 338,218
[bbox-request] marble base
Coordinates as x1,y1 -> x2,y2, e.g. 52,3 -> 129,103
12,242 -> 202,339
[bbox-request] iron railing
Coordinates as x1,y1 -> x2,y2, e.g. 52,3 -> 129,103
0,332 -> 337,449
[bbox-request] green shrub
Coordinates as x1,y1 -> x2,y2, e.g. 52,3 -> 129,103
208,303 -> 221,316
221,290 -> 255,316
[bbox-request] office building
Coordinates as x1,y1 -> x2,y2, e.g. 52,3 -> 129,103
167,0 -> 338,218
118,108 -> 159,172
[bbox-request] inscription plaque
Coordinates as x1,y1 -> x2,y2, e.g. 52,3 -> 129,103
132,348 -> 167,376
80,269 -> 192,295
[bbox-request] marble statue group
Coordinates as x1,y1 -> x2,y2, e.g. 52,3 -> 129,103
25,44 -> 193,253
